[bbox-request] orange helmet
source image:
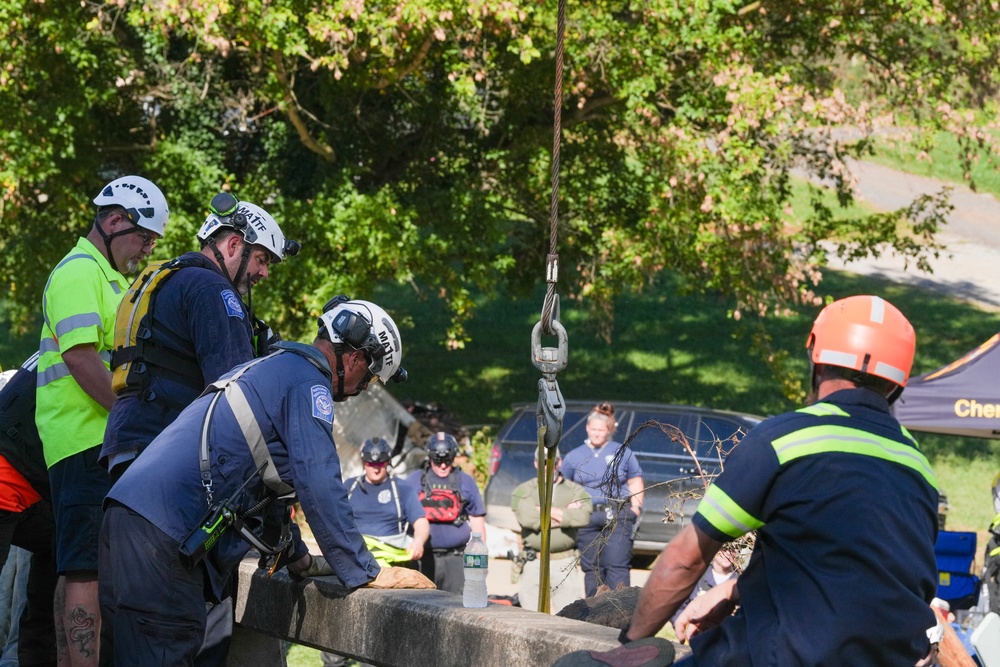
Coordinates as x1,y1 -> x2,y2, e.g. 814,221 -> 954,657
806,295 -> 915,387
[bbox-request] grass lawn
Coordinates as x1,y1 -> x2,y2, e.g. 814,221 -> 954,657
286,644 -> 324,667
868,130 -> 1000,198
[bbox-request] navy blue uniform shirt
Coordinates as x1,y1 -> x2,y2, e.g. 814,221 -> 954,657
347,475 -> 426,538
690,388 -> 939,666
561,439 -> 642,506
102,252 -> 254,463
109,349 -> 380,598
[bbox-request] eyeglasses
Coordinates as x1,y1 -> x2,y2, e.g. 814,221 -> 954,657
430,457 -> 454,466
323,301 -> 387,374
364,461 -> 389,469
359,366 -> 381,391
133,225 -> 157,249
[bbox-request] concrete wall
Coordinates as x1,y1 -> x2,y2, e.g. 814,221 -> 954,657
234,559 -> 684,667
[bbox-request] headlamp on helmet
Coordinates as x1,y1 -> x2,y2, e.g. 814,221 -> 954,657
427,432 -> 459,464
361,437 -> 392,465
318,297 -> 406,385
199,193 -> 300,262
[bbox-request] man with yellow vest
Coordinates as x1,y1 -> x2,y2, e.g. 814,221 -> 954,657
35,176 -> 168,667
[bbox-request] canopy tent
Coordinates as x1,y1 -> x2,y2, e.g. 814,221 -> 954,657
894,334 -> 1000,439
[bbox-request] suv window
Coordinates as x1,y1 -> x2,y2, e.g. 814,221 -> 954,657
697,416 -> 753,459
500,410 -> 539,444
627,411 -> 695,458
502,407 -> 592,447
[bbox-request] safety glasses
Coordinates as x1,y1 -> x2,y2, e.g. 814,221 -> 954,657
359,368 -> 381,390
364,460 -> 389,469
323,299 -> 387,374
133,225 -> 157,249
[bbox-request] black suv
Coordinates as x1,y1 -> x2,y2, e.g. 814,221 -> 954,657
484,400 -> 763,555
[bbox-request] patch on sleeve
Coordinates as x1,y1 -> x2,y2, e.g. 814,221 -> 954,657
221,289 -> 245,319
311,385 -> 334,424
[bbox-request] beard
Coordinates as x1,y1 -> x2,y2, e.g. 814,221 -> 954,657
124,256 -> 141,274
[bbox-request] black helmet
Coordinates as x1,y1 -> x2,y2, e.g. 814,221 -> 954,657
427,432 -> 459,464
361,437 -> 392,464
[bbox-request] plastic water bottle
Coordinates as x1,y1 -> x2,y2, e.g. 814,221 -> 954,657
463,531 -> 489,608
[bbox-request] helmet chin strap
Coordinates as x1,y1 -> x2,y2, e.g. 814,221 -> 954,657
208,237 -> 253,296
95,215 -> 138,273
332,346 -> 363,402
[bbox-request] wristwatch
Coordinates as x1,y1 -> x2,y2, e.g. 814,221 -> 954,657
618,623 -> 632,644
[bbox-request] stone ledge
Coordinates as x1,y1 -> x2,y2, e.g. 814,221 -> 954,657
234,558 -> 684,666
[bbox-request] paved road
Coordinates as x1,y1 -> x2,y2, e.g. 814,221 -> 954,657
824,160 -> 1000,311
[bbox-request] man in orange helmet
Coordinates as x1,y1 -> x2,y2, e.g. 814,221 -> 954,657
622,295 -> 940,665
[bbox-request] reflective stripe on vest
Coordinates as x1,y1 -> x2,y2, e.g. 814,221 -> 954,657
771,424 -> 937,490
699,484 -> 765,539
698,404 -> 937,539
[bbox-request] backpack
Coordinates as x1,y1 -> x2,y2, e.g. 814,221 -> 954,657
0,353 -> 50,502
110,257 -> 204,394
418,469 -> 465,525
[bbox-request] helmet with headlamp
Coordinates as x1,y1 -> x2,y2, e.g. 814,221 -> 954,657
361,437 -> 393,464
197,192 -> 300,263
427,432 -> 459,464
318,297 -> 406,386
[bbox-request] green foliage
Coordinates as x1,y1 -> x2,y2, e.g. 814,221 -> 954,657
3,0 -> 998,349
464,426 -> 495,489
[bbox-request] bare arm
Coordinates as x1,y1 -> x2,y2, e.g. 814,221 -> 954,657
626,523 -> 723,641
408,517 -> 430,561
469,515 -> 486,540
62,344 -> 116,412
627,475 -> 644,516
673,576 -> 740,642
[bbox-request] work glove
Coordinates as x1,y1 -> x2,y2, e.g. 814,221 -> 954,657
287,554 -> 333,579
366,566 -> 436,589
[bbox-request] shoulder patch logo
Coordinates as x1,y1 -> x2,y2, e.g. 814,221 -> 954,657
221,289 -> 245,319
311,385 -> 334,424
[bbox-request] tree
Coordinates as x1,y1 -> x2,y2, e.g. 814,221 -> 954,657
1,0 -> 997,374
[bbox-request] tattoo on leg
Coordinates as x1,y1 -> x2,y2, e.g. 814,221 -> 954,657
68,606 -> 97,658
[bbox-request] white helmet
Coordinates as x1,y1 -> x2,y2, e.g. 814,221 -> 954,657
318,298 -> 404,384
197,197 -> 299,263
93,175 -> 169,236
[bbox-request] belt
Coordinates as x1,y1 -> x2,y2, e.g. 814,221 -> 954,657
432,548 -> 465,556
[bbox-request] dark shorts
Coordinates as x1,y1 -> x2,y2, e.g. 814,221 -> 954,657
49,446 -> 110,574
